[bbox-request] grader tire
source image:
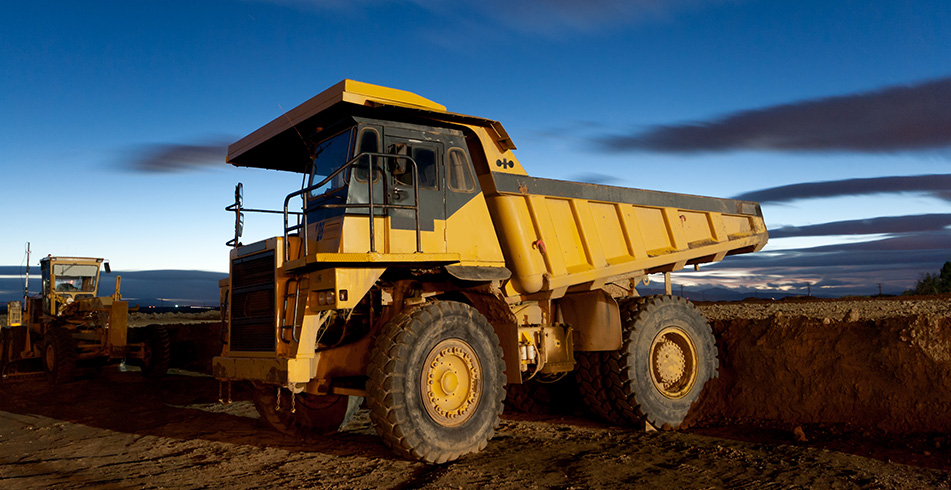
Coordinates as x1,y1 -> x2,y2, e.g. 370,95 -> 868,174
367,301 -> 505,464
605,295 -> 717,429
43,327 -> 78,384
141,325 -> 171,378
252,385 -> 362,437
575,351 -> 625,424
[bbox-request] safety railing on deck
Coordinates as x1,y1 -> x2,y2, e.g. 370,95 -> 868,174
283,152 -> 422,262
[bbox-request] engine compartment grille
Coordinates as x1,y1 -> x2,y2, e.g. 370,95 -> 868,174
230,251 -> 276,352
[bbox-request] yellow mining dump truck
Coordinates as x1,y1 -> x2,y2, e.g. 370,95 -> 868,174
214,80 -> 768,463
1,255 -> 170,382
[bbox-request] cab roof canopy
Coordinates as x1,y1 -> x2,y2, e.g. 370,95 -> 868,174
227,79 -> 514,173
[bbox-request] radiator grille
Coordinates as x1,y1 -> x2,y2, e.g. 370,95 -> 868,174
230,251 -> 276,352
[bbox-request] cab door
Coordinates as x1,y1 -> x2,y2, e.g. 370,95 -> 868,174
383,136 -> 446,252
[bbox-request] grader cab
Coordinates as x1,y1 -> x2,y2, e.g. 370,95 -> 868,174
1,256 -> 170,382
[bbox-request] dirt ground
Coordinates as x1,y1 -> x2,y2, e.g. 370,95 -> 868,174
2,296 -> 951,489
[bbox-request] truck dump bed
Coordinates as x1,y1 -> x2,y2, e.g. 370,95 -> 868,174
484,172 -> 767,297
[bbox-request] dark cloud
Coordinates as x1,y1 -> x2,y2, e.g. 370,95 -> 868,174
120,140 -> 230,173
694,247 -> 949,296
733,174 -> 951,203
802,230 -> 951,253
721,248 -> 949,271
597,78 -> 951,154
705,231 -> 951,278
769,213 -> 951,239
572,172 -> 623,185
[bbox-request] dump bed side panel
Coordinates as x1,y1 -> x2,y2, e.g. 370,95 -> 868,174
484,173 -> 768,298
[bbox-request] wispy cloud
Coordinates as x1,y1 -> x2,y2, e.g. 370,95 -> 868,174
733,174 -> 951,204
118,139 -> 231,173
257,0 -> 730,35
596,78 -> 951,154
571,172 -> 624,185
471,0 -> 719,35
769,213 -> 951,239
679,229 -> 951,295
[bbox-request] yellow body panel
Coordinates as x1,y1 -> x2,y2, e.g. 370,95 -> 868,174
490,191 -> 767,299
444,192 -> 506,266
301,191 -> 505,267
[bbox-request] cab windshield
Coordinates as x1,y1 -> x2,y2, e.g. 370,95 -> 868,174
52,263 -> 99,292
308,129 -> 354,197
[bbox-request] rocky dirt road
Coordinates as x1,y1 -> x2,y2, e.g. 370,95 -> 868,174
1,296 -> 950,489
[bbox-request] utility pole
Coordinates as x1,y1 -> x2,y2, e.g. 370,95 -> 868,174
22,242 -> 31,305
807,282 -> 811,297
878,283 -> 882,296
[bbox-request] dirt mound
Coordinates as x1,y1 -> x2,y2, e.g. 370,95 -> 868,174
129,310 -> 221,327
686,302 -> 951,434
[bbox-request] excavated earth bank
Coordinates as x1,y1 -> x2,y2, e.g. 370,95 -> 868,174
689,296 -> 951,433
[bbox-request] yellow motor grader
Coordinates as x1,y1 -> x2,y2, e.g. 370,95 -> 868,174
1,255 -> 170,382
214,80 -> 769,463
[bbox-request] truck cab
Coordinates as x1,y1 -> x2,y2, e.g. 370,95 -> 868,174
296,117 -> 503,262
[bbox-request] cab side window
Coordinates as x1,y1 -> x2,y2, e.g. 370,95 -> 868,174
415,147 -> 438,189
353,128 -> 381,183
391,144 -> 438,189
447,148 -> 475,193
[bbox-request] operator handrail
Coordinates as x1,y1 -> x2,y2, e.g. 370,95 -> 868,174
282,151 -> 421,261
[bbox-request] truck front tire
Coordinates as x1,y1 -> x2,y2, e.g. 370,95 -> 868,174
606,295 -> 718,429
367,301 -> 505,464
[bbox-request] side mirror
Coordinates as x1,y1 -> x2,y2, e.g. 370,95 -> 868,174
226,182 -> 245,247
103,261 -> 111,274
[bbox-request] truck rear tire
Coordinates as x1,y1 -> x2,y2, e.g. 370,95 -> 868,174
367,301 -> 505,464
141,325 -> 171,378
575,351 -> 624,424
252,385 -> 362,437
44,327 -> 77,384
605,295 -> 717,429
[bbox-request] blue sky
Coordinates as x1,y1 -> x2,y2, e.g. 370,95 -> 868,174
2,0 -> 950,298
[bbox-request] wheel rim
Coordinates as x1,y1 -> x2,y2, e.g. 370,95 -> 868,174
649,327 -> 698,399
44,342 -> 56,372
420,338 -> 482,427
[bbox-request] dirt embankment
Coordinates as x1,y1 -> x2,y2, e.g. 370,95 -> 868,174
129,310 -> 221,327
688,296 -> 951,434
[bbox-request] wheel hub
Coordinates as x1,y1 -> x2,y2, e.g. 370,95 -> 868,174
654,340 -> 686,387
421,339 -> 481,426
649,327 -> 698,399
